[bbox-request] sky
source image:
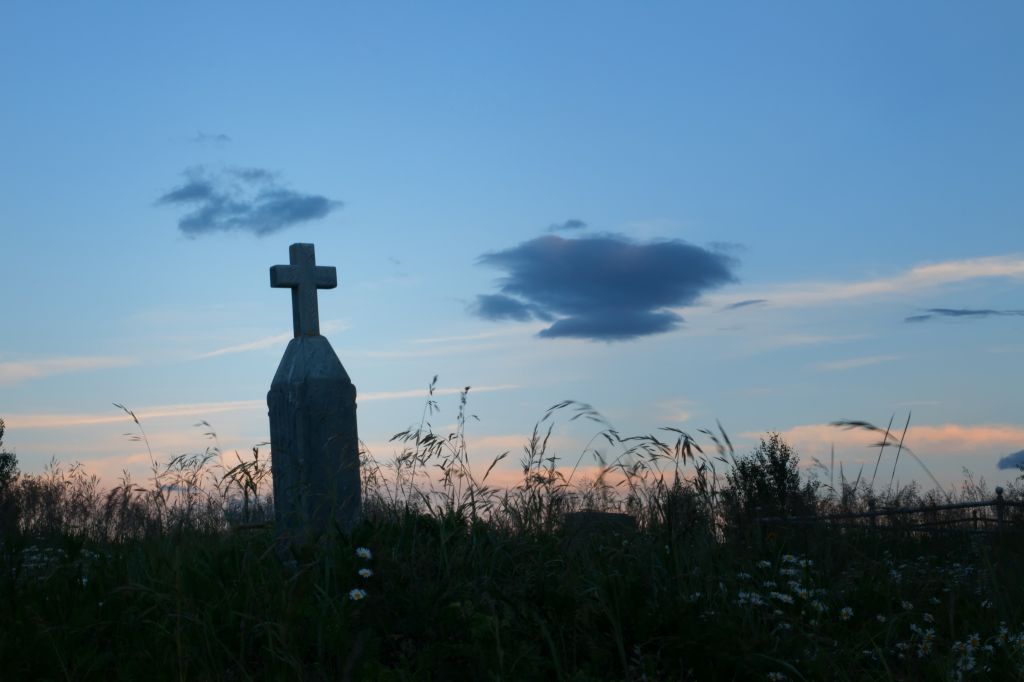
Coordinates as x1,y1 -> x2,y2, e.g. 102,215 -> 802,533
2,2 -> 1023,495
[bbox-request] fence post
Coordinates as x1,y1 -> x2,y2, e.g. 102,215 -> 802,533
868,499 -> 877,529
996,487 -> 1005,531
973,509 -> 978,531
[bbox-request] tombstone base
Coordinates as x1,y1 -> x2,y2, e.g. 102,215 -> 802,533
268,335 -> 361,548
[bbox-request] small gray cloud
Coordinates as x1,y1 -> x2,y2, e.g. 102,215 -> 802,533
191,131 -> 231,145
547,219 -> 588,232
905,307 -> 1024,323
997,449 -> 1024,470
723,298 -> 767,311
470,234 -> 738,341
157,166 -> 341,237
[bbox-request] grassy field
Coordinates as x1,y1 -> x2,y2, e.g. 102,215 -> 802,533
1,392 -> 1023,681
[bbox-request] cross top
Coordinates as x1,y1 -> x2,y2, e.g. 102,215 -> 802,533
270,243 -> 337,337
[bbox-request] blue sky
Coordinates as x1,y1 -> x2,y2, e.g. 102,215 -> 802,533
2,2 -> 1023,492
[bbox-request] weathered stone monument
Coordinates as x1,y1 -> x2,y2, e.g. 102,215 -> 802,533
268,243 -> 361,547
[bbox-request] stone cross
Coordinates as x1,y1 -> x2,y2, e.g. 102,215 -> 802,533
270,244 -> 337,336
267,243 -> 361,548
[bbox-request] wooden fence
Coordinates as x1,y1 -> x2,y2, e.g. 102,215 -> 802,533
756,486 -> 1024,536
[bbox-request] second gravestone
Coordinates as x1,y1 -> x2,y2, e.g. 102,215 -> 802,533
267,243 -> 361,547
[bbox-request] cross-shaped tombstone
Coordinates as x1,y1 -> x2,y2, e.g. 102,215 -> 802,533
267,243 -> 361,549
270,243 -> 337,337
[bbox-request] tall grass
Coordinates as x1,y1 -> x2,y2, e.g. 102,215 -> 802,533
1,391 -> 1023,680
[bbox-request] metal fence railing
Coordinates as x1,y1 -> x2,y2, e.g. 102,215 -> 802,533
756,486 -> 1024,536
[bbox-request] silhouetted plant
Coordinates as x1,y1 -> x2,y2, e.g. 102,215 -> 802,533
723,432 -> 818,522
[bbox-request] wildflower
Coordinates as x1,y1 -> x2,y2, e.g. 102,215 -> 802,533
810,600 -> 828,613
929,596 -> 941,606
910,624 -> 935,641
767,673 -> 787,681
756,560 -> 772,569
779,567 -> 800,577
781,554 -> 797,564
737,591 -> 765,607
770,591 -> 794,605
967,633 -> 981,649
922,612 -> 934,624
355,547 -> 373,560
980,599 -> 993,609
762,580 -> 777,589
348,588 -> 367,601
737,572 -> 752,580
839,606 -> 854,621
901,600 -> 913,610
358,568 -> 373,579
876,614 -> 886,623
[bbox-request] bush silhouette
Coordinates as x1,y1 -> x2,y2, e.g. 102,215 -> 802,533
724,432 -> 817,521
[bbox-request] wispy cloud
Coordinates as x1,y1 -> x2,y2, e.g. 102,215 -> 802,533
547,219 -> 588,232
196,332 -> 293,359
766,422 -> 1024,464
4,400 -> 265,430
156,166 -> 342,237
190,131 -> 231,145
195,322 -> 348,359
756,333 -> 866,349
471,234 -> 738,341
706,254 -> 1024,310
0,356 -> 136,386
351,342 -> 511,359
5,384 -> 519,430
814,355 -> 899,371
409,330 -> 518,345
360,384 -> 519,401
905,307 -> 1024,323
722,298 -> 767,311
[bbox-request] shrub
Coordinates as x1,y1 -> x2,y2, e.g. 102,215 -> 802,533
724,432 -> 817,523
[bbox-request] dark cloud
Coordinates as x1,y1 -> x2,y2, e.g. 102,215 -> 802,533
547,219 -> 588,232
156,166 -> 341,237
997,449 -> 1024,470
471,234 -> 738,341
723,298 -> 767,311
473,294 -> 553,322
905,308 -> 1024,323
191,131 -> 231,145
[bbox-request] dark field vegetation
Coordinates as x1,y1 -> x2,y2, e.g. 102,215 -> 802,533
2,391 -> 1024,681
